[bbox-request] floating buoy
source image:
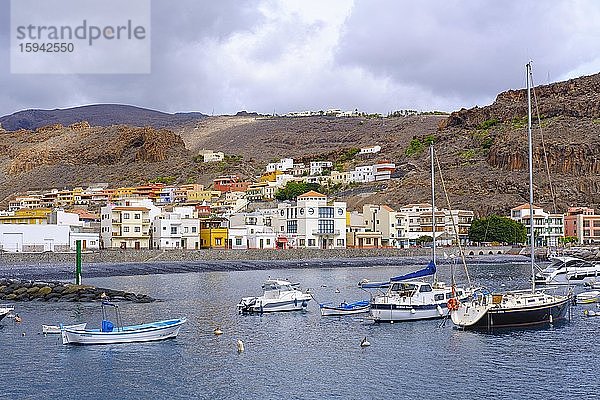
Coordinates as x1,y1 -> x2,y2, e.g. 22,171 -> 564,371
549,315 -> 553,324
410,308 -> 416,314
21,332 -> 25,337
360,337 -> 371,347
237,339 -> 245,353
214,328 -> 223,336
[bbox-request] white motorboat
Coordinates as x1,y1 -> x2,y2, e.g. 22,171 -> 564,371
0,305 -> 14,322
364,273 -> 468,322
237,279 -> 312,313
535,256 -> 600,286
42,323 -> 87,334
61,302 -> 186,345
576,290 -> 600,304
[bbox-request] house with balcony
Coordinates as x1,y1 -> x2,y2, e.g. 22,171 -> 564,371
100,200 -> 160,249
309,161 -> 333,176
228,212 -> 277,249
510,203 -> 564,247
213,175 -> 251,193
151,206 -> 200,250
345,210 -> 383,248
273,191 -> 346,249
0,208 -> 52,224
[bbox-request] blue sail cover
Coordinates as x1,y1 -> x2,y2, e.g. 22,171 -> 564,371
359,261 -> 436,288
390,260 -> 436,282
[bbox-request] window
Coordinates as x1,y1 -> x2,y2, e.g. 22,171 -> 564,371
184,227 -> 189,233
318,220 -> 334,234
215,238 -> 222,245
287,220 -> 297,233
171,227 -> 177,234
308,239 -> 316,246
123,213 -> 130,219
336,239 -> 344,246
299,239 -> 306,246
434,294 -> 445,301
163,226 -> 167,230
134,214 -> 141,219
266,239 -> 271,245
123,226 -> 130,233
236,238 -> 242,246
318,207 -> 333,218
192,227 -> 197,233
134,227 -> 140,233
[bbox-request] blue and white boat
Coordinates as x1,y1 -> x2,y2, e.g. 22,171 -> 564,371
61,302 -> 186,345
237,279 -> 312,313
361,261 -> 467,322
319,300 -> 370,316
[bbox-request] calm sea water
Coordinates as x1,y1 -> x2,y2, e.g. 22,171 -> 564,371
1,262 -> 598,400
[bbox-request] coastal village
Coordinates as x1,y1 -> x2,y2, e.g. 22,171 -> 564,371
0,143 -> 597,254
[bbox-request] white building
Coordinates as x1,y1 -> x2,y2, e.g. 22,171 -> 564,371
273,191 -> 346,249
359,145 -> 381,155
100,199 -> 161,249
228,212 -> 277,249
350,165 -> 374,183
0,224 -> 99,252
198,150 -> 225,163
309,161 -> 333,176
151,206 -> 200,250
266,158 -> 294,173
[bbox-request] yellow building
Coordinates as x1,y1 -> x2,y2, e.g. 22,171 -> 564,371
200,219 -> 228,249
187,190 -> 221,203
260,170 -> 282,182
0,208 -> 52,224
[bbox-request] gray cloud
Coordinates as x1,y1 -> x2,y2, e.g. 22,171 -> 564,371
1,0 -> 600,117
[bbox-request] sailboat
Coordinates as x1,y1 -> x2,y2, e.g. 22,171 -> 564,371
360,145 -> 468,322
450,62 -> 571,330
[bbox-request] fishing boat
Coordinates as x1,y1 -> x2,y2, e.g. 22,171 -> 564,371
450,62 -> 571,330
319,300 -> 370,316
0,304 -> 14,322
42,323 -> 87,334
575,290 -> 600,304
61,302 -> 186,345
359,145 -> 469,322
534,256 -> 600,286
237,278 -> 312,313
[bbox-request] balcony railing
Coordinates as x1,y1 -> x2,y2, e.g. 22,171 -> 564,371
312,229 -> 341,236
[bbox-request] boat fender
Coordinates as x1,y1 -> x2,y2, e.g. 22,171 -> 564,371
447,298 -> 459,311
436,305 -> 444,316
302,301 -> 307,308
294,298 -> 298,307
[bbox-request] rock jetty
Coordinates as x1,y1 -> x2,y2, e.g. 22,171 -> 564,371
0,278 -> 154,303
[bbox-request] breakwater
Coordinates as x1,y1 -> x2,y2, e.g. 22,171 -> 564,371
0,278 -> 154,303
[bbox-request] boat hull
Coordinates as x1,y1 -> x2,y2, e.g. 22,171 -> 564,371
238,297 -> 311,313
452,297 -> 570,330
43,323 -> 87,334
0,306 -> 14,322
320,302 -> 370,316
370,303 -> 447,322
61,318 -> 186,345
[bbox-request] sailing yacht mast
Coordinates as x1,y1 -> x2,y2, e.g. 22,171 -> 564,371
430,144 -> 437,282
527,61 -> 536,294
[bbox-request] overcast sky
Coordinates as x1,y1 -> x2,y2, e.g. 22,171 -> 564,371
1,0 -> 600,117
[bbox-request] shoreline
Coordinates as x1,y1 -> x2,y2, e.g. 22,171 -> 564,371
0,246 -> 529,281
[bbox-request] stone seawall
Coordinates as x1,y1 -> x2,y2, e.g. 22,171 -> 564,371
0,246 -> 514,266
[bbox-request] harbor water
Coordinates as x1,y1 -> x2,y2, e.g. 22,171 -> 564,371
1,262 -> 597,399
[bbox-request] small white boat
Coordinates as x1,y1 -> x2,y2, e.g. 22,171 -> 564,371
576,290 -> 600,304
0,305 -> 14,322
584,309 -> 600,317
535,256 -> 600,286
61,302 -> 186,345
42,323 -> 87,334
237,279 -> 312,313
319,300 -> 370,316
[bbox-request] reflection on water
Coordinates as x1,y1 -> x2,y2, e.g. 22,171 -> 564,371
1,262 -> 597,399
